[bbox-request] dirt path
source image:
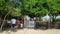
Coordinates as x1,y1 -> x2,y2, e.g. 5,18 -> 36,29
0,28 -> 60,34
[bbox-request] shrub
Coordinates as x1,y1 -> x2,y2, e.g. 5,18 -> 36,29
56,18 -> 60,22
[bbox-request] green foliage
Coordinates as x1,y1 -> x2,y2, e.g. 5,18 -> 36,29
47,0 -> 60,16
0,0 -> 60,18
10,8 -> 21,16
56,18 -> 60,22
22,0 -> 49,17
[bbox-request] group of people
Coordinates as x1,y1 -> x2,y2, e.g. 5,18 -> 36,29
2,15 -> 36,29
11,18 -> 23,29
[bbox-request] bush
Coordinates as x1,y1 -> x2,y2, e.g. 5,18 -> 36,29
56,18 -> 60,22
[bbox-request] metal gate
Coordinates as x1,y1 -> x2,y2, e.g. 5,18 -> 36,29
24,20 -> 35,28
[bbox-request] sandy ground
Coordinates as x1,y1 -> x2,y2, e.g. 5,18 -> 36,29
0,28 -> 60,34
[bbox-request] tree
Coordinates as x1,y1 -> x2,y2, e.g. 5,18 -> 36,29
46,0 -> 60,22
21,0 -> 48,17
0,0 -> 22,30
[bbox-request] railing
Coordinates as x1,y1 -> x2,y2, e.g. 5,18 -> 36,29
0,20 -> 60,30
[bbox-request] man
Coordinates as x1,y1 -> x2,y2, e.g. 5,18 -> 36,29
11,18 -> 16,29
16,19 -> 23,28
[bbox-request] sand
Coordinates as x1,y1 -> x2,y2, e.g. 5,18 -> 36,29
0,28 -> 60,34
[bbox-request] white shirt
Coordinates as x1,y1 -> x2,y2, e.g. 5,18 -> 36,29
11,19 -> 16,24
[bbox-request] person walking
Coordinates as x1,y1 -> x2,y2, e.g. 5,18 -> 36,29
11,18 -> 16,30
20,19 -> 23,28
16,19 -> 23,28
16,19 -> 21,28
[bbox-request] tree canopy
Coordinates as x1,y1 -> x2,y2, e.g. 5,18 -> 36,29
0,0 -> 60,18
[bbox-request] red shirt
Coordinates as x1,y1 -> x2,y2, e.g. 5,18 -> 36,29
16,20 -> 23,24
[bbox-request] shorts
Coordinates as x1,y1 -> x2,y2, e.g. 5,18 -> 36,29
12,24 -> 16,28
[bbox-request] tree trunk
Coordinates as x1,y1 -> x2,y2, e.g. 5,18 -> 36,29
0,11 -> 11,30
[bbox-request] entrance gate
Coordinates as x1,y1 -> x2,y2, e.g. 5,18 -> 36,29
24,20 -> 35,28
